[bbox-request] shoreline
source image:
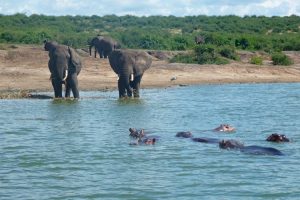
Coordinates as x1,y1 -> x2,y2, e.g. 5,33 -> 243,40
1,45 -> 300,98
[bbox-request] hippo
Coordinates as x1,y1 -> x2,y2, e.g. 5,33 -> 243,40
219,139 -> 284,156
266,133 -> 290,142
214,124 -> 236,132
176,131 -> 220,144
129,128 -> 157,145
192,137 -> 220,144
176,131 -> 193,138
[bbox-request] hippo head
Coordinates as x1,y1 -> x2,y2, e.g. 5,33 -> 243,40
129,128 -> 145,139
219,139 -> 244,149
176,131 -> 193,138
266,133 -> 290,142
214,124 -> 236,132
143,138 -> 156,145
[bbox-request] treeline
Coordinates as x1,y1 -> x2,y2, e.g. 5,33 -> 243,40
1,13 -> 300,52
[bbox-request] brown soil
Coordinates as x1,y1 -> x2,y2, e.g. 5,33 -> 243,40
1,44 -> 300,94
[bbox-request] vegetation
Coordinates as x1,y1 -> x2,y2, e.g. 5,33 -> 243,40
250,56 -> 264,65
271,52 -> 294,66
1,14 -> 299,64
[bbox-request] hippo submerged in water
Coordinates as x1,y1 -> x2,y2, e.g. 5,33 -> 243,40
176,131 -> 220,144
129,128 -> 157,145
219,139 -> 284,156
176,131 -> 285,156
213,124 -> 236,132
266,133 -> 290,142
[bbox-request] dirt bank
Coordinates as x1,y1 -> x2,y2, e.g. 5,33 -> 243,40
1,44 -> 300,94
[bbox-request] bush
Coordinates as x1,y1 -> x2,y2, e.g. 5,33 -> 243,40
271,52 -> 293,66
250,56 -> 263,65
218,46 -> 239,60
170,53 -> 196,63
194,44 -> 218,64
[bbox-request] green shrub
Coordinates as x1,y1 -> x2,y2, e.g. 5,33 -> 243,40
194,44 -> 218,64
218,46 -> 239,60
271,52 -> 293,66
170,53 -> 196,63
250,56 -> 263,65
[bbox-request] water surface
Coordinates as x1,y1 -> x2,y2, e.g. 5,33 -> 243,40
1,83 -> 300,199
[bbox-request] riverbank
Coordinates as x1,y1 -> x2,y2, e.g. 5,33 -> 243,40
1,44 -> 300,98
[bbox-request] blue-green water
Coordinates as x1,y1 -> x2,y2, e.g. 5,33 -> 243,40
1,83 -> 300,199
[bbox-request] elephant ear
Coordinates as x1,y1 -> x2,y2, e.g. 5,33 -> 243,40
108,50 -> 125,75
68,47 -> 82,74
133,51 -> 152,76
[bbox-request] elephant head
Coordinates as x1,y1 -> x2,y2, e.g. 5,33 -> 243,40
108,49 -> 152,98
89,36 -> 120,59
195,36 -> 205,44
44,40 -> 82,98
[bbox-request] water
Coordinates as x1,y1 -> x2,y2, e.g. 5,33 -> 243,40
1,83 -> 300,199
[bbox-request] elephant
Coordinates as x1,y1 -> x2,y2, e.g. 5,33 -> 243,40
219,139 -> 284,156
195,36 -> 205,44
108,49 -> 152,98
89,36 -> 120,59
44,40 -> 82,98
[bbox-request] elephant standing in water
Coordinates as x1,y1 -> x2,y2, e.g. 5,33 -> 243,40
89,36 -> 120,58
44,41 -> 82,98
108,50 -> 152,98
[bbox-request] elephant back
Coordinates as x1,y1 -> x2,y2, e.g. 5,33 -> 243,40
100,36 -> 119,51
68,47 -> 82,74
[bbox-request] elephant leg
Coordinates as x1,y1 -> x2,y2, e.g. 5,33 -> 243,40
52,78 -> 62,98
100,51 -> 104,58
126,84 -> 133,97
118,78 -> 127,98
130,75 -> 142,98
65,82 -> 71,98
104,51 -> 108,59
94,49 -> 97,58
66,73 -> 79,98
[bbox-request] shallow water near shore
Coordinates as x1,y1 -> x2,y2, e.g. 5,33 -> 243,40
1,83 -> 300,199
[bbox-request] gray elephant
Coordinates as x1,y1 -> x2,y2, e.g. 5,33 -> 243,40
44,41 -> 82,98
108,50 -> 152,98
89,36 -> 120,59
195,36 -> 205,44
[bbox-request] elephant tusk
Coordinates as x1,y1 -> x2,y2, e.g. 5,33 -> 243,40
130,74 -> 134,81
63,70 -> 68,82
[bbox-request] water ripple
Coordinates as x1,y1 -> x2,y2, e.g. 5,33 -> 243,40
1,83 -> 300,199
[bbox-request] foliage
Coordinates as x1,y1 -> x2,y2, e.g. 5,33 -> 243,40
0,14 -> 300,52
250,56 -> 263,65
171,44 -> 230,65
271,52 -> 293,66
0,14 -> 298,65
218,46 -> 239,60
